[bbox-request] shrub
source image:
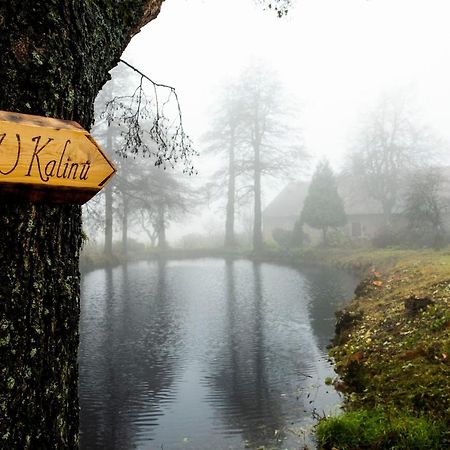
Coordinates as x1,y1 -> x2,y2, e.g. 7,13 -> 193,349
272,228 -> 293,249
371,226 -> 403,248
327,229 -> 351,247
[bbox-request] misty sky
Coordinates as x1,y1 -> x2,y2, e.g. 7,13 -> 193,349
120,0 -> 450,238
124,0 -> 450,168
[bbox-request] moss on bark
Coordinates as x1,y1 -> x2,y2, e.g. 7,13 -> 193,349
0,1 -> 164,448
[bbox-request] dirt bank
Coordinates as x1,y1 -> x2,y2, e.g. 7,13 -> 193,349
317,249 -> 450,449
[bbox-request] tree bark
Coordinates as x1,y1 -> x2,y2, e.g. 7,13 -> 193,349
0,204 -> 82,449
104,185 -> 114,258
253,143 -> 263,252
157,204 -> 167,250
122,194 -> 129,256
381,198 -> 394,227
224,130 -> 236,248
0,1 -> 164,448
250,92 -> 264,253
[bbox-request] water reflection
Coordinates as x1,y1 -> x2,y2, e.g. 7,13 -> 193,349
204,261 -> 285,448
80,261 -> 182,449
80,259 -> 357,449
302,266 -> 358,350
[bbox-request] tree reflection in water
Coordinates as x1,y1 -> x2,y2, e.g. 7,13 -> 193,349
79,260 -> 182,449
80,259 -> 357,450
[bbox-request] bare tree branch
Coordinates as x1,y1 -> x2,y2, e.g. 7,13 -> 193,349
255,0 -> 293,17
102,59 -> 198,174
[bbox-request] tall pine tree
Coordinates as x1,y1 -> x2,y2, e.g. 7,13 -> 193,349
300,160 -> 346,244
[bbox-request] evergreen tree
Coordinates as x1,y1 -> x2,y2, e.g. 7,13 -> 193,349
300,160 -> 346,244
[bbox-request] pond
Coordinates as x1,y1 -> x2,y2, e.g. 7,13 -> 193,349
79,259 -> 357,449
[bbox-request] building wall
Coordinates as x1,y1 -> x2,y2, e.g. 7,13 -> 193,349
263,212 -> 410,246
343,214 -> 408,239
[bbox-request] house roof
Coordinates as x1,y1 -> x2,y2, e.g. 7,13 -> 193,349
263,181 -> 308,219
263,178 -> 383,219
264,166 -> 450,219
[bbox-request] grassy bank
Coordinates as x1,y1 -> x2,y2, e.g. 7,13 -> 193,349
81,243 -> 449,447
313,248 -> 450,449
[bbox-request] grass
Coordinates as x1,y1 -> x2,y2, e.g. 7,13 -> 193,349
310,248 -> 450,449
316,407 -> 446,450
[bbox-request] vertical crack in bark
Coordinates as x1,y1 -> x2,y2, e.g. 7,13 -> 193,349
0,1 -> 164,448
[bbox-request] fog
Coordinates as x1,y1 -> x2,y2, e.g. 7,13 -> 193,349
123,0 -> 450,165
78,3 -> 450,448
85,0 -> 450,250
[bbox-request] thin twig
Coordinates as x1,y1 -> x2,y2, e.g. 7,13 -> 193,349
100,59 -> 198,174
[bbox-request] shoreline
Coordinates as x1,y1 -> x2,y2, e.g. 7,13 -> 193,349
80,246 -> 450,448
314,249 -> 450,449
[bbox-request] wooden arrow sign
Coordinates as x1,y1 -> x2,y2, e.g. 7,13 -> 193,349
0,110 -> 116,204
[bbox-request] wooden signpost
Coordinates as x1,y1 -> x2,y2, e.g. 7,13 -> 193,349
0,110 -> 116,204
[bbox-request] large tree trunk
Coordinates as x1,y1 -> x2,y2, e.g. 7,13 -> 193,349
0,1 -> 164,448
224,130 -> 236,248
122,194 -> 129,256
381,199 -> 393,227
157,204 -> 168,250
251,94 -> 264,253
253,141 -> 263,252
0,204 -> 82,448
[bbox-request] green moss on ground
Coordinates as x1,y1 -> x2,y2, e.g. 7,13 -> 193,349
315,249 -> 450,449
316,407 -> 445,450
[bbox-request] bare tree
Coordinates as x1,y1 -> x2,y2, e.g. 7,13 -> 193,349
90,64 -> 139,257
348,91 -> 440,225
404,168 -> 450,249
89,62 -> 198,255
203,63 -> 306,252
239,62 -> 307,251
202,81 -> 248,248
103,60 -> 198,175
134,165 -> 196,249
255,0 -> 293,17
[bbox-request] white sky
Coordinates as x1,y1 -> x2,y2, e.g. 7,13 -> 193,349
120,0 -> 450,239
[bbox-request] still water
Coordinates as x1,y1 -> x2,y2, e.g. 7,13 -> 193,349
79,259 -> 357,450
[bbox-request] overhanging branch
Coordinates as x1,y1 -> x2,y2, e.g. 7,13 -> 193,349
102,59 -> 198,175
